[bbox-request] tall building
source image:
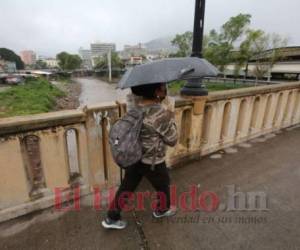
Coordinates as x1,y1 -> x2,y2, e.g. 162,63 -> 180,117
79,47 -> 93,70
90,43 -> 116,57
20,50 -> 37,65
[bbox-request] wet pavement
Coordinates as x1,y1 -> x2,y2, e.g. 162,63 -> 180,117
75,77 -> 129,106
1,126 -> 300,250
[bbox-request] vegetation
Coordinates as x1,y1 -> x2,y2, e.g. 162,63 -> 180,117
204,14 -> 251,74
172,13 -> 288,81
171,31 -> 193,57
35,59 -> 48,69
56,52 -> 82,71
168,80 -> 249,95
94,51 -> 125,78
94,51 -> 124,70
58,76 -> 71,84
239,31 -> 288,81
0,78 -> 65,118
0,48 -> 25,69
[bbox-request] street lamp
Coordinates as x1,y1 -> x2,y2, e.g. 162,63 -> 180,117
181,0 -> 208,96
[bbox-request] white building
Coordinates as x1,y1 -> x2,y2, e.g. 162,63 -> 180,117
130,56 -> 143,65
44,58 -> 59,68
90,42 -> 116,57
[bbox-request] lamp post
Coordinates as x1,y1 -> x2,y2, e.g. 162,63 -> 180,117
180,0 -> 208,96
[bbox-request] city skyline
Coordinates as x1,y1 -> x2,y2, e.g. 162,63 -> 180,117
1,0 -> 300,57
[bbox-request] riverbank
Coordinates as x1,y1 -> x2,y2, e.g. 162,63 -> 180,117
54,78 -> 81,110
0,77 -> 82,118
0,77 -> 253,118
0,78 -> 65,118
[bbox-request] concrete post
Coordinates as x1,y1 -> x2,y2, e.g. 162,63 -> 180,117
181,95 -> 207,115
182,95 -> 208,153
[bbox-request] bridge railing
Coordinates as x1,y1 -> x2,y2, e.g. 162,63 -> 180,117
167,82 -> 300,164
0,82 -> 300,222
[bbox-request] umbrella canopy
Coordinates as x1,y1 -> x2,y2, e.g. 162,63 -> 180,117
118,57 -> 219,89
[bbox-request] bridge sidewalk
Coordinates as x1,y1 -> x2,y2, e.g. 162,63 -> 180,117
1,126 -> 300,250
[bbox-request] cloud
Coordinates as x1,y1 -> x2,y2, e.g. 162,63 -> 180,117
0,0 -> 299,57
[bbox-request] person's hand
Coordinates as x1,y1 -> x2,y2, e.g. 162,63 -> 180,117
162,96 -> 175,112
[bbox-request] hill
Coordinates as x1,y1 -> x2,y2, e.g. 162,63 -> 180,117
144,37 -> 178,53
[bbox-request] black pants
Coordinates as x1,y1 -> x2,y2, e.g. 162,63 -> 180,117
107,161 -> 171,221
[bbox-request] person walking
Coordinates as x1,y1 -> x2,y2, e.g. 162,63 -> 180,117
102,82 -> 178,229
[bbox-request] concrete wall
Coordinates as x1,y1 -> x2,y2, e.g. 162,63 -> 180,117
0,82 -> 300,222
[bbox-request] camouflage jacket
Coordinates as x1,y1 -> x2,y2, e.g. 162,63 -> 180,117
139,103 -> 178,165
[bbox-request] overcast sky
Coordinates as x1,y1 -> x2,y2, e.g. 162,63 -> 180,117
0,0 -> 299,57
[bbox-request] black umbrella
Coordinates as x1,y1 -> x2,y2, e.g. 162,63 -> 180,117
118,57 -> 219,89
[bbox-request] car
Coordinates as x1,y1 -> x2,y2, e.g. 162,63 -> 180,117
5,75 -> 23,85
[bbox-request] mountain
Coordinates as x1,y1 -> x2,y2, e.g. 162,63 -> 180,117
143,37 -> 178,53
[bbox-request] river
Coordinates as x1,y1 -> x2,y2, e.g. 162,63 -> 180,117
75,77 -> 130,106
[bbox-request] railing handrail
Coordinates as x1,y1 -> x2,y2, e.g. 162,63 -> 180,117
207,81 -> 300,102
0,82 -> 299,135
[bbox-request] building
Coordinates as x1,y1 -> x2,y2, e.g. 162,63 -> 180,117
0,59 -> 17,73
20,50 -> 37,65
123,43 -> 146,55
225,46 -> 300,80
129,56 -> 143,65
119,43 -> 148,66
35,55 -> 58,69
90,42 -> 116,57
119,42 -> 167,66
120,43 -> 146,59
79,47 -> 93,70
44,58 -> 59,68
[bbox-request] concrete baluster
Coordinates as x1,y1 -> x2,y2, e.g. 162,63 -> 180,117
0,137 -> 29,210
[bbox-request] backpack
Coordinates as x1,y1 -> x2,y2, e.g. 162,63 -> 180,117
109,107 -> 144,169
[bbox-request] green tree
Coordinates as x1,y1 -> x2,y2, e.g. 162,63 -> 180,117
235,30 -> 288,81
204,14 -> 252,75
35,59 -> 47,69
56,52 -> 82,71
221,14 -> 252,44
171,14 -> 251,64
265,33 -> 288,81
0,48 -> 25,69
171,31 -> 193,57
204,30 -> 233,74
94,52 -> 124,70
252,33 -> 287,81
235,29 -> 265,78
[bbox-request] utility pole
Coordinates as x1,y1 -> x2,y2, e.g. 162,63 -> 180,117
191,0 -> 206,58
107,50 -> 112,82
181,0 -> 209,96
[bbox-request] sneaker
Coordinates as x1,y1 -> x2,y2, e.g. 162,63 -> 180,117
152,207 -> 177,219
101,217 -> 127,230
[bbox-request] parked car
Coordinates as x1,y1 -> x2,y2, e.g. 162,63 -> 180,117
5,75 -> 23,85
